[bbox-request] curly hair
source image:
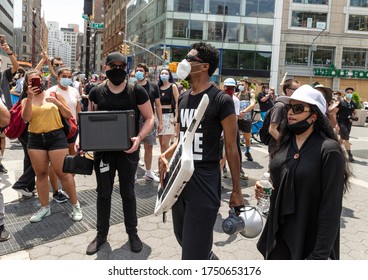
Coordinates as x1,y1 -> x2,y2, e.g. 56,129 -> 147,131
191,42 -> 219,77
272,104 -> 351,194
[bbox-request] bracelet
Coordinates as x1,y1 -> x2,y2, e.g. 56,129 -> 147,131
7,52 -> 13,56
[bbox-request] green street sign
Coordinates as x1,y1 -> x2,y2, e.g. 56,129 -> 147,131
90,22 -> 104,29
82,14 -> 89,20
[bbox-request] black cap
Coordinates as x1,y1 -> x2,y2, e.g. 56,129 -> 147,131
105,52 -> 127,66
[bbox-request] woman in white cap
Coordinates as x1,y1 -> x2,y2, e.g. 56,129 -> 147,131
255,84 -> 351,260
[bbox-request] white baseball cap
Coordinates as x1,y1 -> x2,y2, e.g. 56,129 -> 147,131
224,78 -> 236,87
277,84 -> 327,114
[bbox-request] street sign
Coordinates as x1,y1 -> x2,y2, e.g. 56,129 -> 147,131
90,22 -> 104,29
82,14 -> 89,20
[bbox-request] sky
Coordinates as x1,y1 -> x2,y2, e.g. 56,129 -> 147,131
14,0 -> 85,31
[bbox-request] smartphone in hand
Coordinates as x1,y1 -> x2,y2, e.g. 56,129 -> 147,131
0,34 -> 6,45
31,77 -> 41,94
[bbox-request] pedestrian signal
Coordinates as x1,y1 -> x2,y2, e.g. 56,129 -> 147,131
164,51 -> 168,60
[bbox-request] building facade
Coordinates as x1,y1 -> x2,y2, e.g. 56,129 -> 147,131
281,0 -> 368,100
47,21 -> 72,68
0,0 -> 15,71
61,26 -> 83,70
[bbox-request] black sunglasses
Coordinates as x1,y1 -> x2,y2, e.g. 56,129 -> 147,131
109,64 -> 126,70
185,55 -> 204,63
284,103 -> 311,114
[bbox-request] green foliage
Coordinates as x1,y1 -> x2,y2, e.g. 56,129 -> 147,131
352,92 -> 362,109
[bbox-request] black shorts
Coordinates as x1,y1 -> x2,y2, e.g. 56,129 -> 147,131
339,122 -> 352,140
237,119 -> 252,133
28,128 -> 68,151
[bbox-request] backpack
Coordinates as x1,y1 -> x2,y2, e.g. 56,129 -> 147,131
4,100 -> 27,139
259,105 -> 277,146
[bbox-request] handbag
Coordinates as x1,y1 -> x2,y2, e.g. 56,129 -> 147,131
62,154 -> 94,175
50,92 -> 78,139
4,99 -> 27,139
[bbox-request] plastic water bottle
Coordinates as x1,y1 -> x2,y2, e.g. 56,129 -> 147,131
257,172 -> 273,214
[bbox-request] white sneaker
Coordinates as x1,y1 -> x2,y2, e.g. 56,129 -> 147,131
139,160 -> 145,166
30,206 -> 51,223
72,201 -> 83,221
144,172 -> 160,183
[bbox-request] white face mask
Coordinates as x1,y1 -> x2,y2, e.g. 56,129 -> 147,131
238,85 -> 245,92
176,59 -> 191,80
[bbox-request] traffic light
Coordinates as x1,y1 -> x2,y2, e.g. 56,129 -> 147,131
119,44 -> 125,54
125,44 -> 130,55
164,51 -> 168,60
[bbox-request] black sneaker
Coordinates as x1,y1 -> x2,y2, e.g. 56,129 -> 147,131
129,233 -> 143,253
0,225 -> 10,242
0,164 -> 7,174
348,154 -> 354,162
53,191 -> 69,203
245,152 -> 253,162
86,236 -> 107,255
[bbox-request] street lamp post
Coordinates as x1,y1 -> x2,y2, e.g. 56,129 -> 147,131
309,28 -> 326,84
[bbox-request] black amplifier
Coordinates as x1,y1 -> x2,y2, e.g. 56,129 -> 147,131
79,110 -> 136,151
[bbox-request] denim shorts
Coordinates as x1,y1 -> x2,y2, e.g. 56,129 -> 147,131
28,128 -> 68,151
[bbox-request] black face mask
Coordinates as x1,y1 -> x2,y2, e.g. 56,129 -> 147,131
287,114 -> 314,135
106,68 -> 127,86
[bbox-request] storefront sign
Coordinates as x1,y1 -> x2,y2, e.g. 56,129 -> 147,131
314,64 -> 368,79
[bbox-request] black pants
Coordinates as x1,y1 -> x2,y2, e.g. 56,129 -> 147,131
12,130 -> 35,192
94,149 -> 139,239
172,164 -> 221,259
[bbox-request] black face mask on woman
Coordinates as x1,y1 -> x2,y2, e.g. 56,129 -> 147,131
287,114 -> 314,135
106,69 -> 127,86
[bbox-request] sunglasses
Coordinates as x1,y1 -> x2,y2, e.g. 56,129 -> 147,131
53,63 -> 63,67
185,55 -> 204,63
284,103 -> 311,114
109,64 -> 126,70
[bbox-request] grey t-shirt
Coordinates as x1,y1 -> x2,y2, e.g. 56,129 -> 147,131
0,68 -> 14,109
268,101 -> 285,153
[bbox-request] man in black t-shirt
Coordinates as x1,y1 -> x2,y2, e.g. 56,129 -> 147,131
158,42 -> 244,260
135,63 -> 163,182
80,52 -> 154,255
336,87 -> 358,162
257,83 -> 274,120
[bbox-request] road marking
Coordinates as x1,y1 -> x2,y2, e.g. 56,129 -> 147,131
350,178 -> 368,189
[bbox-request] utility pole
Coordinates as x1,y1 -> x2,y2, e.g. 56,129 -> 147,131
85,22 -> 91,79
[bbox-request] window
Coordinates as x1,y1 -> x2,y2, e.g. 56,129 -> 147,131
350,0 -> 368,7
22,5 -> 27,12
342,48 -> 366,68
348,14 -> 368,31
173,0 -> 204,13
313,46 -> 334,65
23,35 -> 27,43
285,44 -> 309,65
246,0 -> 274,18
189,20 -> 203,40
244,24 -> 273,44
22,15 -> 27,22
255,52 -> 271,70
22,25 -> 27,32
209,0 -> 241,16
291,11 -> 327,29
222,50 -> 272,70
173,19 -> 189,38
293,0 -> 328,4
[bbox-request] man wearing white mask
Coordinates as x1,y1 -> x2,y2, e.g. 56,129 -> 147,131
158,42 -> 244,260
336,87 -> 358,162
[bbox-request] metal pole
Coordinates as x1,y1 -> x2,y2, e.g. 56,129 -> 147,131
85,21 -> 91,79
124,40 -> 164,62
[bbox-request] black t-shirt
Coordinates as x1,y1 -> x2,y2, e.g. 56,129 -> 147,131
142,81 -> 160,113
89,83 -> 149,132
337,99 -> 357,125
257,91 -> 274,112
178,86 -> 235,164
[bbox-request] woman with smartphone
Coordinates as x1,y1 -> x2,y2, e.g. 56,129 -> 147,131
21,69 -> 83,223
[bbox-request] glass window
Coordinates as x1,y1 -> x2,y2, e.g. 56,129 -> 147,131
173,19 -> 189,38
239,51 -> 255,69
342,48 -> 366,68
23,35 -> 27,43
173,0 -> 204,13
171,47 -> 191,62
246,0 -> 274,18
22,5 -> 27,12
293,0 -> 328,4
350,0 -> 368,7
209,0 -> 241,16
222,50 -> 239,68
348,14 -> 368,31
245,24 -> 273,44
291,11 -> 327,29
189,20 -> 203,40
255,52 -> 271,70
285,44 -> 309,66
208,21 -> 226,41
313,46 -> 334,66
